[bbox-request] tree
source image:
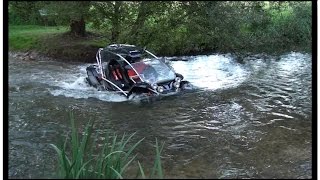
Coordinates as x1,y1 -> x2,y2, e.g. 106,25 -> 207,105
42,1 -> 91,37
9,1 -> 42,25
90,1 -> 130,43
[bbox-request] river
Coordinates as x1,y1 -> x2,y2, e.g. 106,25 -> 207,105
8,52 -> 312,178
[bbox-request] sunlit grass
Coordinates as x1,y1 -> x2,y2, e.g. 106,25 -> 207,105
50,112 -> 164,179
9,25 -> 67,51
9,25 -> 68,34
8,25 -> 107,52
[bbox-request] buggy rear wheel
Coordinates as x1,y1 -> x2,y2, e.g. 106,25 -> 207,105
87,70 -> 101,88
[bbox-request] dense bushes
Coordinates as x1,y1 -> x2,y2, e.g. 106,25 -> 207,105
138,1 -> 312,55
113,1 -> 311,55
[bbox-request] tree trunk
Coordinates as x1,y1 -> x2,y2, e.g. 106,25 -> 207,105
129,2 -> 152,44
111,1 -> 121,43
131,2 -> 148,36
70,17 -> 86,37
111,20 -> 120,43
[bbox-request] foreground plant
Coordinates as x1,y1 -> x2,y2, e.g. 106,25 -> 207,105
137,138 -> 164,179
50,112 -> 164,179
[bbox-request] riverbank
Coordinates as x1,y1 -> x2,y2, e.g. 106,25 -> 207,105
9,25 -> 310,63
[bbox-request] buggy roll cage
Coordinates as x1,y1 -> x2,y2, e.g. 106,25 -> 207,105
95,47 -> 159,96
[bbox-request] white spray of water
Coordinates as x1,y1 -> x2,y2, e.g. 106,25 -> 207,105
170,54 -> 249,90
49,65 -> 128,102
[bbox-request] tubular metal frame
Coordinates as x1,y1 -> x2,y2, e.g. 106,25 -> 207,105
94,47 -> 161,96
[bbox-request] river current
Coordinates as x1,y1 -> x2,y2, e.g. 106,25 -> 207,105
8,52 -> 312,178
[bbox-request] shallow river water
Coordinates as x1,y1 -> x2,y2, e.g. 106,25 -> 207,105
8,52 -> 312,178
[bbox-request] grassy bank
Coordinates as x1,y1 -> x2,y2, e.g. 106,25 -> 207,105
9,25 -> 108,62
9,25 -> 66,50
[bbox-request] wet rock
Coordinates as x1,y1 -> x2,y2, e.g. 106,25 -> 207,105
21,51 -> 38,61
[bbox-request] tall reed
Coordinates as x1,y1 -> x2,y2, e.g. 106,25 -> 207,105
137,138 -> 164,179
50,112 -> 164,179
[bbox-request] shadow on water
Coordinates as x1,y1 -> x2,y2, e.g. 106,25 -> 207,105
8,52 -> 312,178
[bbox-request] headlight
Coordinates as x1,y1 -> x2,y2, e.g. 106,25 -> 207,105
152,84 -> 158,90
173,81 -> 180,88
175,77 -> 181,83
157,86 -> 164,93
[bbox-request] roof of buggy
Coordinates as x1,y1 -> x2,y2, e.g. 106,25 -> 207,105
100,44 -> 144,63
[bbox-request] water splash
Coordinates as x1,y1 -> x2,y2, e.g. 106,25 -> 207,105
170,54 -> 249,90
49,74 -> 128,102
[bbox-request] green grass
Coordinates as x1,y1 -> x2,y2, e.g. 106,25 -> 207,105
8,24 -> 189,58
9,25 -> 68,51
51,112 -> 164,179
9,25 -> 109,62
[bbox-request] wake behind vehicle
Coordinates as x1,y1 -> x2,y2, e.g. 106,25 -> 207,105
86,44 -> 192,98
